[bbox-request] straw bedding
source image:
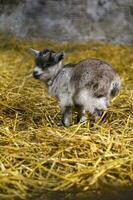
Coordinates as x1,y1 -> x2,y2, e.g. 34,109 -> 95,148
0,35 -> 133,199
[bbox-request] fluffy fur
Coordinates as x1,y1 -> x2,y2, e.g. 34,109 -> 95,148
30,48 -> 121,127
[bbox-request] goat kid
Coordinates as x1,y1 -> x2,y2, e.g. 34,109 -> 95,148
30,48 -> 121,127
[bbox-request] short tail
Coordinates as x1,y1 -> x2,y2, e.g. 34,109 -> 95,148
110,76 -> 121,98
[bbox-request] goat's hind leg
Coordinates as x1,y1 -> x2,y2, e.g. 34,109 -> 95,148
94,108 -> 108,124
75,104 -> 88,123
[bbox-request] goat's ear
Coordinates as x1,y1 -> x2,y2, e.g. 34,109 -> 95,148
29,48 -> 39,57
54,51 -> 65,62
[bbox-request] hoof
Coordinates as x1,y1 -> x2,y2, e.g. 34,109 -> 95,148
79,116 -> 88,123
61,119 -> 71,127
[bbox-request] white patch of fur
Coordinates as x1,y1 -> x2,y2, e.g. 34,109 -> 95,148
75,89 -> 108,114
59,94 -> 73,109
34,67 -> 43,75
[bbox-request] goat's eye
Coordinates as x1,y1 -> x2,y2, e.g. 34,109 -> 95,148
36,58 -> 45,68
40,60 -> 44,66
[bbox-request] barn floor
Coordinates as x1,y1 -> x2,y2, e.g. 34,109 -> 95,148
0,35 -> 133,199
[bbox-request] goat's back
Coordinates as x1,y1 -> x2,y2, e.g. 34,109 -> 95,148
71,58 -> 121,98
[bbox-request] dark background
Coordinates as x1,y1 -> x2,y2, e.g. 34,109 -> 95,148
0,0 -> 133,44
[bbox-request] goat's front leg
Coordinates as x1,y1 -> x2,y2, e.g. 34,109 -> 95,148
61,106 -> 72,127
75,104 -> 88,123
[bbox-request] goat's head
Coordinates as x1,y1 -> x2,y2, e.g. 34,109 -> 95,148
29,48 -> 64,82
